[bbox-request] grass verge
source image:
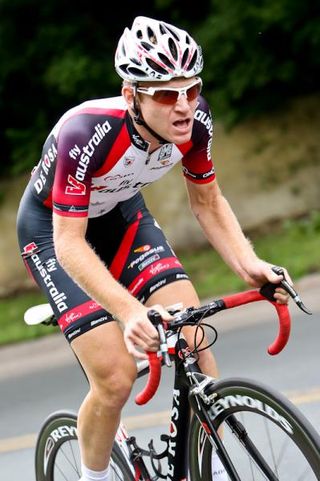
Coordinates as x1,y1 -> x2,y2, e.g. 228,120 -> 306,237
0,211 -> 319,346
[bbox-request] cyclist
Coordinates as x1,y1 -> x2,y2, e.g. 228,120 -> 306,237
17,16 -> 291,481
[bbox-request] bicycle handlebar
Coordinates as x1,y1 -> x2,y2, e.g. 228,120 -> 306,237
135,279 -> 311,406
222,289 -> 291,355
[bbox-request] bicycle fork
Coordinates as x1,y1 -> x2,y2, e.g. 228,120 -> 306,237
188,373 -> 280,481
187,374 -> 242,481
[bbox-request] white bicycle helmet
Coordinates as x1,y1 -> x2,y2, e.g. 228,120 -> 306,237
115,16 -> 203,82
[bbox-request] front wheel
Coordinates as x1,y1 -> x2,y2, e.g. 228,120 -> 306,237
35,410 -> 134,481
189,377 -> 320,480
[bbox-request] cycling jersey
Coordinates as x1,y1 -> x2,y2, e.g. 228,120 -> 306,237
29,95 -> 215,218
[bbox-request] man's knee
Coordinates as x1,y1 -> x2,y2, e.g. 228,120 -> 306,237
91,358 -> 137,410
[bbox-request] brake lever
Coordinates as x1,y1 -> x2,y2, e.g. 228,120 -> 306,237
271,266 -> 312,315
147,310 -> 172,367
158,323 -> 172,367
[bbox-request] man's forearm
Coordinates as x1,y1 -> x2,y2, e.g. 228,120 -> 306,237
193,194 -> 258,278
55,236 -> 144,324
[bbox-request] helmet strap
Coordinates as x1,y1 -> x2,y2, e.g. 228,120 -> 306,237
132,95 -> 167,144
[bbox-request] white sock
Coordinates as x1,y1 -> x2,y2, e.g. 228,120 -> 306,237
79,464 -> 110,481
212,451 -> 228,481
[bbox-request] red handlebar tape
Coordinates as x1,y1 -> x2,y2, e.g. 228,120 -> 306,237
135,289 -> 291,405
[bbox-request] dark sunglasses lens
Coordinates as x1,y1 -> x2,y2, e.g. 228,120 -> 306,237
187,83 -> 202,101
152,81 -> 202,105
153,90 -> 178,105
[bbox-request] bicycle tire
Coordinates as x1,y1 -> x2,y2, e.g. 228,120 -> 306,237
189,377 -> 320,480
35,410 -> 134,481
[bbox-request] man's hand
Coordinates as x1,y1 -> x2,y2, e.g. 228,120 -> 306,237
241,259 -> 293,305
123,305 -> 172,359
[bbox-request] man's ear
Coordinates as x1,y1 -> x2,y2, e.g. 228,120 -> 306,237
122,85 -> 135,109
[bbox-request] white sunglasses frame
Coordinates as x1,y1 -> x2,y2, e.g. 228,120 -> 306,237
135,77 -> 203,103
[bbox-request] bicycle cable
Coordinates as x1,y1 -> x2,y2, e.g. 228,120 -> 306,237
174,308 -> 218,367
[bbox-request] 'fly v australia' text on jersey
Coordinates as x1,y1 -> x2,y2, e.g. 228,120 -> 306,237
29,95 -> 215,218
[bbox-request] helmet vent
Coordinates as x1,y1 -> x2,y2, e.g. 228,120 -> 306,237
146,58 -> 168,75
168,38 -> 178,60
128,67 -> 148,78
159,24 -> 167,35
187,50 -> 198,71
130,58 -> 141,66
141,41 -> 153,51
163,24 -> 180,42
181,48 -> 189,68
118,64 -> 129,74
158,52 -> 175,70
147,27 -> 157,44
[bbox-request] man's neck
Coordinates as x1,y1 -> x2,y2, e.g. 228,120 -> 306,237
127,110 -> 164,152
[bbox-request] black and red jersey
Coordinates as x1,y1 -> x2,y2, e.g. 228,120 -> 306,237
28,95 -> 215,218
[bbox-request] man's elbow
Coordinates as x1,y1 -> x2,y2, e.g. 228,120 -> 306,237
53,231 -> 76,268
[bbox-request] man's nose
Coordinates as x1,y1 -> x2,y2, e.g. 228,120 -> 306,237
174,93 -> 190,110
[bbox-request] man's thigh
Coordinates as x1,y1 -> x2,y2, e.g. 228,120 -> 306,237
71,321 -> 137,384
145,279 -> 200,309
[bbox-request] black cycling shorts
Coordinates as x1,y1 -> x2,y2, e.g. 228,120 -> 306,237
17,189 -> 189,343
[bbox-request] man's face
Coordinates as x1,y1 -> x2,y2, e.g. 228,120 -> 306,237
135,77 -> 201,145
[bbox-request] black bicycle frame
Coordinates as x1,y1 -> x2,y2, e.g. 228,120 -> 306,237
164,336 -> 246,481
132,334 -> 239,481
167,337 -> 242,481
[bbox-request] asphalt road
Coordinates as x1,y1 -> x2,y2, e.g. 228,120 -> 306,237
0,274 -> 319,480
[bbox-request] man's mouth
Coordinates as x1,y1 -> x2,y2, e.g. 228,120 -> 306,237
173,118 -> 191,129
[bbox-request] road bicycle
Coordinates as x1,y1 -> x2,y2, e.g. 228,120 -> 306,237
24,269 -> 320,480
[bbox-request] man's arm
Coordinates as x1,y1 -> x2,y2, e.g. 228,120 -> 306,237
185,179 -> 291,299
53,213 -> 168,357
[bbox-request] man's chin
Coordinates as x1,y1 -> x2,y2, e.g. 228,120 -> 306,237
167,128 -> 192,145
172,133 -> 192,145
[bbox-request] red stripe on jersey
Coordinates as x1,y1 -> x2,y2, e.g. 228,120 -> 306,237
93,123 -> 131,177
59,299 -> 104,332
128,257 -> 183,296
109,211 -> 143,280
43,191 -> 53,209
177,140 -> 193,155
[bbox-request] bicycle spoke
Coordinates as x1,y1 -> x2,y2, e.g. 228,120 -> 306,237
54,461 -> 72,481
53,440 -> 80,480
224,412 -> 316,479
59,442 -> 81,476
264,415 -> 279,477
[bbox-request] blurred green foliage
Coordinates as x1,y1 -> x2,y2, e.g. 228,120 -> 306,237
197,0 -> 320,125
0,0 -> 319,177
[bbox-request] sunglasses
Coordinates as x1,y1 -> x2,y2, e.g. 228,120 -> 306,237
136,78 -> 202,105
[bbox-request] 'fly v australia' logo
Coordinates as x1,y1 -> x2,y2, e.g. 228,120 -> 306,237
69,121 -> 112,182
